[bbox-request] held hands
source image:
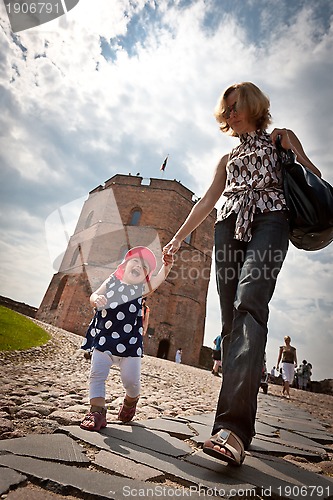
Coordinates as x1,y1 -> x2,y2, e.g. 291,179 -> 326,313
162,238 -> 181,265
162,252 -> 174,267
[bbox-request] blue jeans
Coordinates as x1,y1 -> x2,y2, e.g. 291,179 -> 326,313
213,211 -> 289,449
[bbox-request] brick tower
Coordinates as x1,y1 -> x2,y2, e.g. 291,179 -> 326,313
36,174 -> 216,366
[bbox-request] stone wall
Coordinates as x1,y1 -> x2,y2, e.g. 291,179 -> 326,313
0,296 -> 37,319
36,174 -> 216,367
311,379 -> 333,396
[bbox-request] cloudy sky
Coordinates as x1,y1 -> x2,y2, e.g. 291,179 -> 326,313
1,0 -> 332,380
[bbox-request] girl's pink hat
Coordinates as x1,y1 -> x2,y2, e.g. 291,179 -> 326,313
114,246 -> 157,281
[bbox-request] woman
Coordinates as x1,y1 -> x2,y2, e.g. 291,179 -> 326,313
163,82 -> 320,466
277,336 -> 298,398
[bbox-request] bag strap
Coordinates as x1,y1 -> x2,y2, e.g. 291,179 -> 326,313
275,135 -> 295,167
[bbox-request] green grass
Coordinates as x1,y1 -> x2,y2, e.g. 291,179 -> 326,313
0,306 -> 51,351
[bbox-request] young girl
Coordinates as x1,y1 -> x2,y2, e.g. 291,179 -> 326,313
80,246 -> 173,431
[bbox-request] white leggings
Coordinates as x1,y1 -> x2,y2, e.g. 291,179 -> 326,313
89,349 -> 141,400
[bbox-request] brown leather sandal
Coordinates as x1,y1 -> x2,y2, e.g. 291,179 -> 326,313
203,429 -> 245,466
80,408 -> 107,431
118,397 -> 139,423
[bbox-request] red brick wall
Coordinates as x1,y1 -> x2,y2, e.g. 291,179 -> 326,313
36,175 -> 216,367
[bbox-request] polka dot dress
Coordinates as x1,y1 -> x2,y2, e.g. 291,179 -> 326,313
216,130 -> 287,242
81,276 -> 144,357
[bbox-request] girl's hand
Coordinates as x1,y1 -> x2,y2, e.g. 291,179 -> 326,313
94,295 -> 107,308
163,252 -> 174,266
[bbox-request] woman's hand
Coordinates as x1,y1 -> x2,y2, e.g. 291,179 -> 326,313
271,128 -> 321,177
162,237 -> 182,264
270,128 -> 293,150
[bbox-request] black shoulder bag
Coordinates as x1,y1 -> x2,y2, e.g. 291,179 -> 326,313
275,137 -> 333,251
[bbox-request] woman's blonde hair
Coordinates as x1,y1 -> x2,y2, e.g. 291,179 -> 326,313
214,82 -> 272,136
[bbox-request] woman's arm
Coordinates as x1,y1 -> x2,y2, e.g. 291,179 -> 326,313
271,128 -> 321,178
163,154 -> 228,257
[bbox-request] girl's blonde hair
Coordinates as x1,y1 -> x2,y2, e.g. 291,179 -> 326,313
214,82 -> 272,136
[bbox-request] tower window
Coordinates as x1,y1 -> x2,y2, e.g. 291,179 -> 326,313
70,246 -> 80,267
129,209 -> 142,226
85,211 -> 94,229
50,275 -> 68,310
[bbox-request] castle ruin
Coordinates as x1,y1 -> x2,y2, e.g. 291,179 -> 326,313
36,174 -> 216,366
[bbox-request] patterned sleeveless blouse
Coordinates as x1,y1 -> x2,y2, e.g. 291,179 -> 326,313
216,130 -> 287,241
81,276 -> 144,358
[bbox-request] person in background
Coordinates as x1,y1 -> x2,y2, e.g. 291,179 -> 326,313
297,360 -> 312,391
270,366 -> 276,383
175,348 -> 182,363
163,81 -> 320,466
306,363 -> 313,391
276,335 -> 298,399
211,334 -> 222,377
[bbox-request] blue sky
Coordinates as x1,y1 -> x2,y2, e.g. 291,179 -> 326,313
0,0 -> 332,380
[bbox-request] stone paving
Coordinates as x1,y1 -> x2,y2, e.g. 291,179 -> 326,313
0,322 -> 332,499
